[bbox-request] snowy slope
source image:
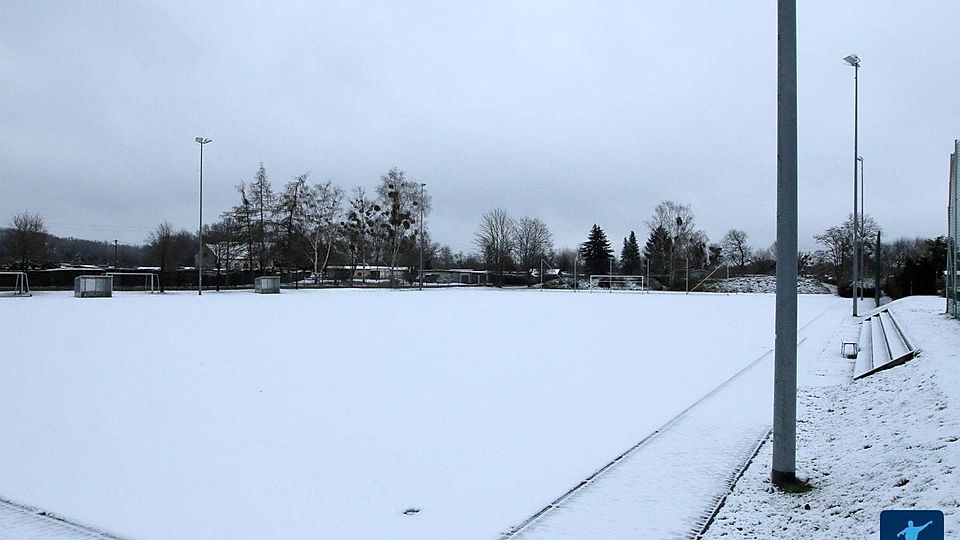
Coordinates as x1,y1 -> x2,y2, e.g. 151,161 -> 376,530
0,289 -> 839,539
703,275 -> 831,294
704,296 -> 960,539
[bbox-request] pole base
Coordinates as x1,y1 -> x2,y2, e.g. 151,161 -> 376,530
772,469 -> 813,492
771,468 -> 796,485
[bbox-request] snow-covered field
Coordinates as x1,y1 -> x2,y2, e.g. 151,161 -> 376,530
0,289 -> 840,539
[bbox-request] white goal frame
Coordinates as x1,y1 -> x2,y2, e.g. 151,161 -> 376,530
588,274 -> 647,292
107,272 -> 159,293
0,271 -> 31,296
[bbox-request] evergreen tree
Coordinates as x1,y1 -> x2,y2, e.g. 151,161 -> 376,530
620,231 -> 642,275
579,224 -> 613,276
644,225 -> 672,280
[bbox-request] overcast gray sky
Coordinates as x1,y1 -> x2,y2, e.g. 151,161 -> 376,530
2,1 -> 958,254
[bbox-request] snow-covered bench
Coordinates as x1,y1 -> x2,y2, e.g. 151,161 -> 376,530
852,308 -> 917,379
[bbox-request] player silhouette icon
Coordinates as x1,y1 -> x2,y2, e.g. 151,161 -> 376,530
897,520 -> 934,540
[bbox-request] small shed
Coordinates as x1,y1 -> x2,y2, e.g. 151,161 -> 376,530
75,275 -> 112,298
255,275 -> 281,294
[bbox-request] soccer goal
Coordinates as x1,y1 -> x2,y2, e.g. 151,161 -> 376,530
106,272 -> 159,293
0,271 -> 31,296
588,274 -> 647,292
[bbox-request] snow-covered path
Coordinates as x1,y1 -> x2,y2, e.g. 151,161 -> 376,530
505,298 -> 849,539
0,498 -> 120,539
507,354 -> 773,539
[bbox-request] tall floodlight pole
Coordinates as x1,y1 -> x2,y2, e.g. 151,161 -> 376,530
844,54 -> 860,316
859,156 -> 865,301
196,137 -> 212,295
419,182 -> 426,291
875,231 -> 882,307
772,0 -> 799,487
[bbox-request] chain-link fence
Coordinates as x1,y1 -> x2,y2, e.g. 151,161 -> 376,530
948,141 -> 958,318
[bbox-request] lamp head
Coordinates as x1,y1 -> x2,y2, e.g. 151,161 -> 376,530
196,137 -> 212,144
843,54 -> 860,67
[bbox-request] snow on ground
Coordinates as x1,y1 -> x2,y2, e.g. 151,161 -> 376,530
704,296 -> 960,539
1,289 -> 838,539
704,275 -> 831,295
508,295 -> 851,539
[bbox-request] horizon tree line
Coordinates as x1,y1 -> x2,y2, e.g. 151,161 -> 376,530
1,190 -> 950,299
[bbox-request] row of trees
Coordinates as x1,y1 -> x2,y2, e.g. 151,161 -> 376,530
473,209 -> 553,285
471,201 -> 718,288
1,190 -> 948,298
466,198 -> 947,296
0,212 -> 150,269
142,165 -> 433,285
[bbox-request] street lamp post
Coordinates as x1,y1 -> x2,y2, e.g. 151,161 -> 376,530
419,183 -> 426,291
196,137 -> 212,295
858,155 -> 865,300
844,54 -> 860,316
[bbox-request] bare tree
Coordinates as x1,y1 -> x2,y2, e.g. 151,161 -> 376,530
276,172 -> 309,271
474,208 -> 515,286
513,217 -> 553,277
301,180 -> 344,278
647,201 -> 704,286
205,217 -> 242,289
813,213 -> 880,283
375,168 -> 431,282
721,229 -> 752,271
147,222 -> 177,292
6,212 -> 49,270
751,245 -> 776,274
342,187 -> 381,282
229,183 -> 257,272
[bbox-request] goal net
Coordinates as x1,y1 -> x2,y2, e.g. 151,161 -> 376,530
0,272 -> 31,296
588,274 -> 647,292
107,273 -> 159,293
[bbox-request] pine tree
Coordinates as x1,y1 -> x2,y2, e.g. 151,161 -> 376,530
579,224 -> 613,276
620,231 -> 642,275
248,163 -> 276,272
644,225 -> 672,281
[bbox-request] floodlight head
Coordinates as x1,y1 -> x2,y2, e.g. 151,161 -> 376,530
196,137 -> 212,144
843,54 -> 860,67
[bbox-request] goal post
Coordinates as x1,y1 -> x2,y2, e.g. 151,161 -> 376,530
588,274 -> 647,292
0,272 -> 31,296
106,272 -> 159,293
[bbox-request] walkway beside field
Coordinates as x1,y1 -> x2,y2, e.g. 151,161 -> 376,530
504,298 -> 850,539
0,498 -> 122,540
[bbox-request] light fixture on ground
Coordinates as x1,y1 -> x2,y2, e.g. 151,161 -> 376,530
196,137 -> 212,295
844,53 -> 860,316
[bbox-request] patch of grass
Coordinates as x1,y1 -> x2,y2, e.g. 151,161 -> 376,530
776,478 -> 814,494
